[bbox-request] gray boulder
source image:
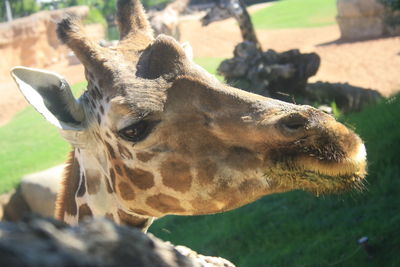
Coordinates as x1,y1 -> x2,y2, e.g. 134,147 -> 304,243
305,82 -> 383,113
337,0 -> 400,40
0,217 -> 234,267
20,164 -> 64,218
218,41 -> 320,98
1,186 -> 31,221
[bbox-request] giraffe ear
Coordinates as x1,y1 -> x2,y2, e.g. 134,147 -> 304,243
11,66 -> 86,131
137,35 -> 188,79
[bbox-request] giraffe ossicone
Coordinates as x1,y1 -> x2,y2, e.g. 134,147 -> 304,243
11,0 -> 366,232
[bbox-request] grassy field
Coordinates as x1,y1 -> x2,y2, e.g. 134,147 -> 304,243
149,95 -> 400,266
252,0 -> 337,29
0,82 -> 87,193
194,58 -> 224,79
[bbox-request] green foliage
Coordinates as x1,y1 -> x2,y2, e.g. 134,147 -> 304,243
83,7 -> 107,26
58,0 -> 171,22
141,0 -> 172,8
330,101 -> 342,119
251,0 -> 337,29
107,25 -> 120,40
0,0 -> 39,22
0,82 -> 87,193
58,0 -> 110,25
194,57 -> 225,81
101,0 -> 117,19
380,0 -> 400,10
149,95 -> 400,266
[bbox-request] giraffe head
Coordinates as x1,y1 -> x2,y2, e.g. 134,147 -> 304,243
201,0 -> 243,26
11,0 -> 366,223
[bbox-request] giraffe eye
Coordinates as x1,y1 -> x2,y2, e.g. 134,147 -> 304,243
119,120 -> 158,142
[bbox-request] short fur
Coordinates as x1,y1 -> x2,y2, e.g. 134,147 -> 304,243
12,0 -> 367,231
55,150 -> 78,221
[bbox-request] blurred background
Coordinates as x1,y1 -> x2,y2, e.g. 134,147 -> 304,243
0,0 -> 399,266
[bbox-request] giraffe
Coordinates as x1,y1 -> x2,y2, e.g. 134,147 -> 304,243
201,0 -> 262,51
11,0 -> 366,233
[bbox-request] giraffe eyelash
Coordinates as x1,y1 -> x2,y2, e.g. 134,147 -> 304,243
118,120 -> 160,143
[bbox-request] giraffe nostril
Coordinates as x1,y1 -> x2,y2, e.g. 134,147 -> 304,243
279,113 -> 308,134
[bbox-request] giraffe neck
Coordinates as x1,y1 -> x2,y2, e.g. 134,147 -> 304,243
56,148 -> 154,232
233,0 -> 262,51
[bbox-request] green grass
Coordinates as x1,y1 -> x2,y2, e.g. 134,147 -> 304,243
149,95 -> 400,266
0,82 -> 87,193
252,0 -> 337,29
194,57 -> 225,80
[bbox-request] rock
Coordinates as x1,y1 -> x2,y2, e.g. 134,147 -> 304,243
336,0 -> 400,40
20,164 -> 65,218
0,191 -> 14,220
175,246 -> 234,267
0,6 -> 89,77
337,0 -> 385,17
384,9 -> 400,36
0,216 -> 235,267
2,186 -> 31,221
233,41 -> 259,59
218,41 -> 320,98
218,57 -> 250,78
217,41 -> 381,113
305,82 -> 383,113
336,16 -> 384,39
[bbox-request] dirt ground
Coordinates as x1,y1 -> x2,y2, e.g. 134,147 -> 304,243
179,12 -> 400,96
1,4 -> 400,126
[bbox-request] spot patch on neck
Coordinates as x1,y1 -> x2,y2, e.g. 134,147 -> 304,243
118,181 -> 135,200
196,159 -> 218,185
136,152 -> 155,162
160,158 -> 193,193
86,169 -> 101,195
146,193 -> 185,214
124,167 -> 155,190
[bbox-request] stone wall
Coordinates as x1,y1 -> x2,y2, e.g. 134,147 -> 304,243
336,0 -> 400,40
0,6 -> 89,77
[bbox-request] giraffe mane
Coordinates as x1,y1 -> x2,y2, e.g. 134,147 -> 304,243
55,150 -> 78,221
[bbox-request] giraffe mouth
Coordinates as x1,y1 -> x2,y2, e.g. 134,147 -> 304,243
297,142 -> 367,178
265,143 -> 367,194
264,165 -> 366,195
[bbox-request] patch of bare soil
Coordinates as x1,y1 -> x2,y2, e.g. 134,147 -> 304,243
179,16 -> 400,97
1,5 -> 399,126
